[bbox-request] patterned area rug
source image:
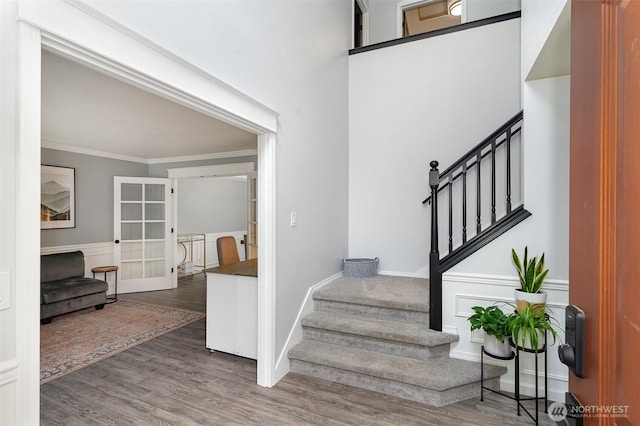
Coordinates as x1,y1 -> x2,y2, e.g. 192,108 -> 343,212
40,299 -> 205,384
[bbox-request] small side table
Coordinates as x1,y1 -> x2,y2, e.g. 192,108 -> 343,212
92,265 -> 118,304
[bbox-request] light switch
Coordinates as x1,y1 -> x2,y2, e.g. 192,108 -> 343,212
290,212 -> 297,227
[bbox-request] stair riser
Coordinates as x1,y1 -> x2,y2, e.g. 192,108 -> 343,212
290,359 -> 500,407
302,327 -> 450,361
314,299 -> 429,326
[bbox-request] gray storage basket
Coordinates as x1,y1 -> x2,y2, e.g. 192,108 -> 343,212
343,257 -> 379,278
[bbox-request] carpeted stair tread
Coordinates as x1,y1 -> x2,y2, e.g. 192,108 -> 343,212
313,275 -> 429,312
289,340 -> 506,391
301,311 -> 457,347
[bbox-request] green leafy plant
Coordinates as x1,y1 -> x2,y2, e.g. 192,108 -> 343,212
468,305 -> 511,343
508,305 -> 559,353
511,246 -> 549,294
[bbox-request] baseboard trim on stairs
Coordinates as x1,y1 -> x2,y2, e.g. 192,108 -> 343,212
274,271 -> 343,382
377,270 -> 427,278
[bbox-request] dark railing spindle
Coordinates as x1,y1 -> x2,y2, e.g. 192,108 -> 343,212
448,177 -> 453,253
425,111 -> 525,333
491,141 -> 496,224
462,163 -> 467,243
506,127 -> 512,213
476,152 -> 482,234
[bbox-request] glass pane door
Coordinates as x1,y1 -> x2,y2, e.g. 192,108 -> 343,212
247,176 -> 258,259
114,177 -> 173,293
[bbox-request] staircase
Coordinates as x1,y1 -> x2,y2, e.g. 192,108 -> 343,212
288,275 -> 506,407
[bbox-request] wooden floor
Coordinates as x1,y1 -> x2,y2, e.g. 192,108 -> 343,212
41,274 -> 555,425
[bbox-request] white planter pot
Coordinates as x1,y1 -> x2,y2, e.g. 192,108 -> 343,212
514,289 -> 547,315
512,329 -> 545,351
484,334 -> 512,358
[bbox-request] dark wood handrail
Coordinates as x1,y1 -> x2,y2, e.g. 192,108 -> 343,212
349,11 -> 521,56
422,111 -> 523,204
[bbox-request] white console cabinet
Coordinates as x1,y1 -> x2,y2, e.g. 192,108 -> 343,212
205,259 -> 257,359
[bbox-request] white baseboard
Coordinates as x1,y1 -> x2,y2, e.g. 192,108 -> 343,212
274,271 -> 343,383
378,269 -> 427,278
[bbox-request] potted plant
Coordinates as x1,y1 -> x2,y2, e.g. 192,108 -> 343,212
511,246 -> 549,316
468,305 -> 512,358
508,304 -> 559,353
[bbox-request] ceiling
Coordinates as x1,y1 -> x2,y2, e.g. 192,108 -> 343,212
41,50 -> 257,163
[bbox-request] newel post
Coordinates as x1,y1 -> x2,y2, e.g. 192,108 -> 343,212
428,161 -> 442,331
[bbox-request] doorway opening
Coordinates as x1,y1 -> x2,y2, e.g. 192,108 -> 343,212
16,8 -> 279,417
399,0 -> 462,38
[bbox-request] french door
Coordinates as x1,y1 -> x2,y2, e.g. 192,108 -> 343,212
246,175 -> 258,259
114,177 -> 174,293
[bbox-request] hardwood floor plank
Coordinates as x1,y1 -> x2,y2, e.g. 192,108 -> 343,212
41,276 -> 554,425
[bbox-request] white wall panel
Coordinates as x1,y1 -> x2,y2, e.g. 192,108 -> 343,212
443,271 -> 568,402
349,18 -> 522,276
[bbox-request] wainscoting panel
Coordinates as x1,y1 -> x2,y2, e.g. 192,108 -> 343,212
41,242 -> 116,295
0,358 -> 19,425
442,271 -> 569,403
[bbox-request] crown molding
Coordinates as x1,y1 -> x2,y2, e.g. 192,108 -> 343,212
148,149 -> 257,164
42,139 -> 258,165
42,139 -> 148,163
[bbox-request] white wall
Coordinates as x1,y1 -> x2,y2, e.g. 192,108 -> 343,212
86,0 -> 351,363
447,75 -> 570,278
177,177 -> 247,234
463,0 -> 520,23
0,1 -> 19,423
521,0 -> 567,79
368,0 -> 399,44
349,18 -> 521,276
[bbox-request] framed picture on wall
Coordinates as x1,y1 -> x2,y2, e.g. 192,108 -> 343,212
41,165 -> 75,229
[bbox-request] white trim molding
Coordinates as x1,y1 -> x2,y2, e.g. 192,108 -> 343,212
41,139 -> 149,164
167,162 -> 256,179
257,132 -> 277,387
40,241 -> 113,257
15,19 -> 42,425
27,2 -> 278,134
354,0 -> 370,47
0,359 -> 19,387
0,358 -> 19,425
42,139 -> 257,165
149,150 -> 257,165
274,271 -> 343,382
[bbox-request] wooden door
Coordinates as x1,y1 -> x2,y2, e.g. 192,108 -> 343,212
570,1 -> 639,424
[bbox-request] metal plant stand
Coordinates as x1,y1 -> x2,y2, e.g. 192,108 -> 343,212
480,333 -> 548,425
